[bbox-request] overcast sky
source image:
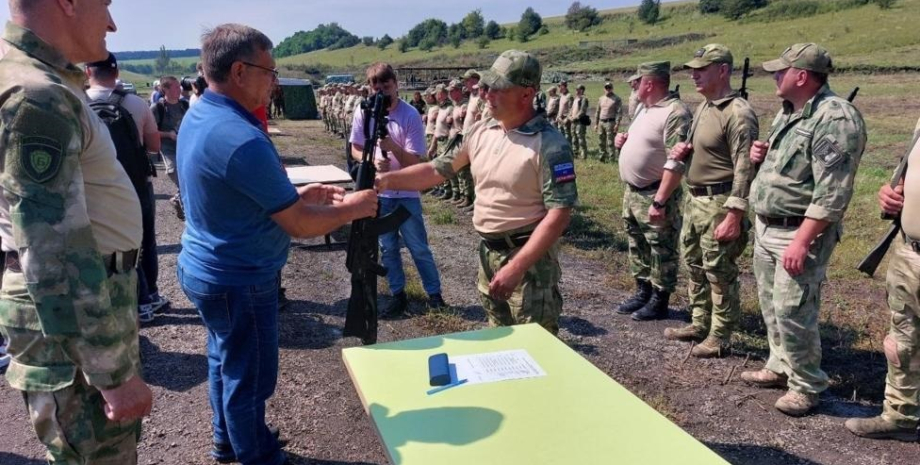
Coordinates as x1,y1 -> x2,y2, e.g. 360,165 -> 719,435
0,0 -> 644,52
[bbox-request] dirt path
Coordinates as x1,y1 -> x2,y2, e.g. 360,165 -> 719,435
1,119 -> 917,465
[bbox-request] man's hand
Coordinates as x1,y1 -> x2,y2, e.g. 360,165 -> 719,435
100,375 -> 153,422
648,203 -> 665,223
714,209 -> 744,242
298,183 -> 345,206
615,133 -> 629,149
750,140 -> 769,164
342,189 -> 378,220
669,142 -> 693,162
488,262 -> 525,302
879,184 -> 905,216
378,136 -> 399,155
374,156 -> 391,173
782,240 -> 809,276
166,131 -> 177,141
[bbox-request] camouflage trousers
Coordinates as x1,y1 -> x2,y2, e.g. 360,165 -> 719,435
681,194 -> 750,340
881,237 -> 920,428
559,120 -> 573,145
597,121 -> 617,161
622,187 -> 682,292
477,229 -> 563,335
752,218 -> 839,395
453,166 -> 474,199
572,123 -> 588,159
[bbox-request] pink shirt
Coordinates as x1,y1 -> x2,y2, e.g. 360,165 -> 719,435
350,98 -> 427,198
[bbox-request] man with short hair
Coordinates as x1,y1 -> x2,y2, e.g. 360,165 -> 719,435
178,23 -> 378,464
594,82 -> 623,162
349,63 -> 446,317
742,43 -> 866,416
152,75 -> 188,220
86,53 -> 170,324
614,62 -> 692,322
570,84 -> 590,159
655,44 -> 759,358
377,50 -> 578,335
556,80 -> 572,144
429,84 -> 454,199
0,1 -> 154,463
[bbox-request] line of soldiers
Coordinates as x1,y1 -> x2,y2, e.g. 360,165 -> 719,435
539,80 -> 625,162
317,82 -> 369,138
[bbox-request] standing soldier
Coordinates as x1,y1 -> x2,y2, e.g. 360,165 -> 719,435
655,44 -> 759,357
626,74 -> 642,124
556,80 -> 573,144
424,88 -> 439,152
429,84 -> 454,200
377,50 -> 577,335
741,44 -> 866,416
343,84 -> 358,141
447,80 -> 469,206
459,70 -> 483,212
0,1 -> 154,463
613,62 -> 692,321
594,82 -> 623,163
546,86 -> 560,128
845,117 -> 920,441
570,84 -> 590,160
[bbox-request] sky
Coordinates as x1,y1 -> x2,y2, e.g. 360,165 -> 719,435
0,0 -> 645,52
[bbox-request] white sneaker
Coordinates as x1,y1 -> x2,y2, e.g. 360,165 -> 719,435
148,294 -> 170,313
138,304 -> 155,323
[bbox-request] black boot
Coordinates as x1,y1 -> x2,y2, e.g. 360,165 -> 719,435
380,291 -> 408,319
616,280 -> 652,314
632,289 -> 670,321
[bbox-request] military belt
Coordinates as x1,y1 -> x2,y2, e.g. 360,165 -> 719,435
480,232 -> 532,252
600,118 -> 616,123
757,215 -> 805,228
901,231 -> 920,254
688,182 -> 733,197
626,180 -> 661,193
4,249 -> 139,277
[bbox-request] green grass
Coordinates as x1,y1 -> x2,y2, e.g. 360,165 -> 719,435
120,56 -> 199,68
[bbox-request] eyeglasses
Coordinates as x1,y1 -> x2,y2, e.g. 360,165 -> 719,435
241,61 -> 279,78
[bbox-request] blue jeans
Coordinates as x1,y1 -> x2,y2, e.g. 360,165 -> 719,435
378,197 -> 441,296
178,266 -> 285,465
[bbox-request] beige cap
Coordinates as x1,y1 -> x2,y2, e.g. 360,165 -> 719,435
685,43 -> 734,69
480,49 -> 542,90
762,43 -> 833,74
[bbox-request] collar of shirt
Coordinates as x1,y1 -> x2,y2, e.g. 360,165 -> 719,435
484,113 -> 550,135
780,84 -> 834,119
3,22 -> 85,87
201,89 -> 264,129
710,91 -> 741,108
650,95 -> 680,108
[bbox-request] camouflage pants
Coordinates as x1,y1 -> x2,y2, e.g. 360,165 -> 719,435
881,237 -> 920,428
681,194 -> 750,340
560,120 -> 573,145
572,123 -> 588,159
752,218 -> 839,395
477,233 -> 563,335
622,187 -> 682,292
457,166 -> 474,199
598,121 -> 617,161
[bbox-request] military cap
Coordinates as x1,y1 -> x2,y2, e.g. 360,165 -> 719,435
762,43 -> 833,74
559,79 -> 568,86
547,86 -> 557,93
576,84 -> 586,91
435,83 -> 447,93
685,43 -> 733,69
447,79 -> 462,91
635,61 -> 671,79
604,81 -> 613,89
462,69 -> 480,79
87,52 -> 118,70
625,73 -> 641,83
480,50 -> 542,90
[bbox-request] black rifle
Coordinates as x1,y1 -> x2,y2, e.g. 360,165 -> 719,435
847,86 -> 860,103
343,92 -> 411,345
739,57 -> 752,100
857,131 -> 918,277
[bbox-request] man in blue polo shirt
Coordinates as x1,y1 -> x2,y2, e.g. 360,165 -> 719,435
177,24 -> 377,465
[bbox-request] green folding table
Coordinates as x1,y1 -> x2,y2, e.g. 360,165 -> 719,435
342,323 -> 729,464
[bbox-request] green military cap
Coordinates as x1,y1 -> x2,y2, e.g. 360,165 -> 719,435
635,61 -> 671,79
626,73 -> 641,83
447,79 -> 462,91
604,81 -> 613,88
462,69 -> 480,79
685,43 -> 733,69
576,84 -> 586,91
435,83 -> 447,93
481,49 -> 542,90
547,85 -> 557,93
762,43 -> 833,74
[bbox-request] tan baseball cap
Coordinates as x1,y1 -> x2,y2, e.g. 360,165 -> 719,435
480,50 -> 542,90
447,79 -> 463,91
635,61 -> 671,78
604,81 -> 613,89
462,69 -> 480,80
435,83 -> 447,93
626,73 -> 641,83
762,43 -> 833,74
685,43 -> 733,69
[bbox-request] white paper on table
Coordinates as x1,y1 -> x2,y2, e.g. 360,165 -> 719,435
450,349 -> 546,386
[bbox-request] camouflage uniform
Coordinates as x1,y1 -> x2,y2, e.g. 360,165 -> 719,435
545,90 -> 559,128
0,23 -> 144,463
556,87 -> 573,144
595,88 -> 623,162
570,90 -> 589,159
750,83 -> 866,395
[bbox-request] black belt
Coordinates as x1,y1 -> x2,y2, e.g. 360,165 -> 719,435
627,180 -> 661,193
481,233 -> 532,252
4,249 -> 138,276
688,182 -> 733,197
600,118 -> 616,123
758,215 -> 805,228
902,232 -> 920,254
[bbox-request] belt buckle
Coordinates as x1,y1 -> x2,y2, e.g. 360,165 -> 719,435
911,241 -> 920,254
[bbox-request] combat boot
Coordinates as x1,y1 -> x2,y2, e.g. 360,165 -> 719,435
844,416 -> 919,442
380,291 -> 408,319
438,189 -> 453,200
616,280 -> 653,314
663,324 -> 706,342
740,369 -> 787,388
775,390 -> 819,416
690,336 -> 728,358
456,196 -> 473,208
632,289 -> 670,321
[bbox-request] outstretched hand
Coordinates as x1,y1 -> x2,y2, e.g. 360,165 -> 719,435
298,184 -> 346,206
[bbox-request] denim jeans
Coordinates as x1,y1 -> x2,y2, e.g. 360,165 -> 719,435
178,266 -> 285,465
136,181 -> 157,304
378,197 -> 441,296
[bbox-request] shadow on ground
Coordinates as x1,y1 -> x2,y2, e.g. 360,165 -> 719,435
140,336 -> 208,393
708,443 -> 824,465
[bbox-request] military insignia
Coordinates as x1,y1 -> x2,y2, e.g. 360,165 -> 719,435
814,135 -> 846,169
552,162 -> 576,184
694,48 -> 706,58
20,136 -> 63,183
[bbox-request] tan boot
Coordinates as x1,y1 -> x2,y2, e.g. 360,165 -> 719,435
844,416 -> 918,442
739,369 -> 788,388
690,336 -> 727,358
663,324 -> 706,342
775,390 -> 819,416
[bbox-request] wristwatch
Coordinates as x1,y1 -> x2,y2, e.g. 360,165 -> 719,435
652,200 -> 665,210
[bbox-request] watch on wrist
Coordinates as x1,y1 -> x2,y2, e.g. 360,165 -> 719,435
652,200 -> 665,210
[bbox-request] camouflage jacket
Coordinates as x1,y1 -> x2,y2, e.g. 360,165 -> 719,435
0,23 -> 140,391
751,85 -> 866,223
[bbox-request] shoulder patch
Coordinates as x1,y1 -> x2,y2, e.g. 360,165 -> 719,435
552,162 -> 576,184
813,134 -> 846,169
19,136 -> 63,183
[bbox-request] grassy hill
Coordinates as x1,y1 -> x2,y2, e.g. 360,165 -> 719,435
277,0 -> 920,74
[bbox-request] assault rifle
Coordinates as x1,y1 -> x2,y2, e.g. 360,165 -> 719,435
343,92 -> 410,345
857,131 -> 918,277
739,58 -> 752,100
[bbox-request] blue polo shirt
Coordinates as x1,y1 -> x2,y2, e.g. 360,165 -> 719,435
177,90 -> 299,285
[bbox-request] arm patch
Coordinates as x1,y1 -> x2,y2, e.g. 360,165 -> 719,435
813,135 -> 846,169
552,162 -> 576,184
18,136 -> 64,183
